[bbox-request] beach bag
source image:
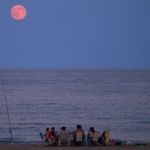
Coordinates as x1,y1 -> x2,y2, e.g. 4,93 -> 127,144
97,131 -> 105,145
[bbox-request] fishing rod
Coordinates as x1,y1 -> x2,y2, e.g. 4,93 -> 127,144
1,76 -> 13,144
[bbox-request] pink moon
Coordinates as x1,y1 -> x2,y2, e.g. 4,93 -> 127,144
11,5 -> 27,20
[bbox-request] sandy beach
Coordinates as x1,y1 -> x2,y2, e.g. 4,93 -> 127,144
0,144 -> 150,150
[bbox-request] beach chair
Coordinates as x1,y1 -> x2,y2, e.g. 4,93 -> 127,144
58,131 -> 70,146
48,138 -> 53,146
76,132 -> 83,146
92,131 -> 100,145
38,132 -> 50,146
38,132 -> 45,146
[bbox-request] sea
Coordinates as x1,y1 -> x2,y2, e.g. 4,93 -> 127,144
0,69 -> 150,144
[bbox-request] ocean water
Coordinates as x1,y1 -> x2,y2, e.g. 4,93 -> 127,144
0,69 -> 150,144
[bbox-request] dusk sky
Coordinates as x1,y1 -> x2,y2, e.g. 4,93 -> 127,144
0,0 -> 150,68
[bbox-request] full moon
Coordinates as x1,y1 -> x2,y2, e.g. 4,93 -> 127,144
11,5 -> 27,20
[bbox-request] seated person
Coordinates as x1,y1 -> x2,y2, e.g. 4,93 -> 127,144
51,132 -> 57,146
49,127 -> 56,137
49,127 -> 58,143
44,128 -> 50,143
59,126 -> 70,146
87,127 -> 95,146
73,125 -> 85,146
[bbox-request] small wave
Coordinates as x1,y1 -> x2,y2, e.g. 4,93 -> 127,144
137,120 -> 150,124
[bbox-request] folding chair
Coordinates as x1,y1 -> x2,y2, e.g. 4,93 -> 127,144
76,132 -> 83,146
58,132 -> 70,146
38,132 -> 45,146
92,131 -> 100,146
48,138 -> 53,146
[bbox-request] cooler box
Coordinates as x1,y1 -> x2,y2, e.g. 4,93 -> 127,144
116,139 -> 121,145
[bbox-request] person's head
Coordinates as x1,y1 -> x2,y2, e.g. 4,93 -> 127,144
89,127 -> 95,132
60,127 -> 63,131
62,126 -> 66,131
46,128 -> 49,131
77,125 -> 80,129
51,127 -> 55,131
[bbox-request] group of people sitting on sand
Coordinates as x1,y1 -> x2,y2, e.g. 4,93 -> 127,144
43,125 -> 103,146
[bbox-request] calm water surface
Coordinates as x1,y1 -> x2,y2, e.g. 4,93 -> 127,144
0,69 -> 150,143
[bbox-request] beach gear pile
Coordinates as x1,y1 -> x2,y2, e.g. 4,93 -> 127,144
96,128 -> 132,146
